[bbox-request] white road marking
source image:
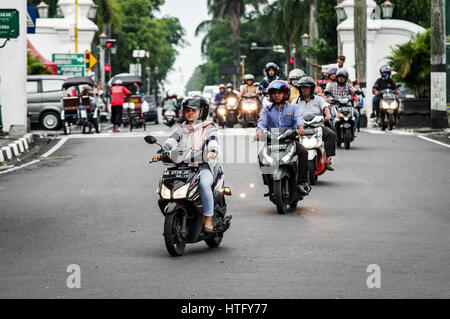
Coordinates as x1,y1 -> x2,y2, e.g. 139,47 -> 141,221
41,137 -> 69,157
0,160 -> 41,176
417,135 -> 450,149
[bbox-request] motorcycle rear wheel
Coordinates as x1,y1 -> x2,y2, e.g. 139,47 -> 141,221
273,179 -> 289,214
164,211 -> 186,257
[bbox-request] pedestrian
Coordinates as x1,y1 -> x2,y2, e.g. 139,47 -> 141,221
110,79 -> 131,132
308,55 -> 346,73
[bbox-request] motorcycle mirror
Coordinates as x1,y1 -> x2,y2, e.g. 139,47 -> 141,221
396,83 -> 402,88
144,135 -> 157,144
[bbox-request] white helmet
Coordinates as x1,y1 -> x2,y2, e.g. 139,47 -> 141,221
114,79 -> 123,85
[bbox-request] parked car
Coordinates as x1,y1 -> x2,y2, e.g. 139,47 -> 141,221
27,75 -> 69,130
144,95 -> 158,124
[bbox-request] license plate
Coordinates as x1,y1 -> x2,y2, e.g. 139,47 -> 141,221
268,144 -> 287,150
305,128 -> 317,135
80,110 -> 87,118
163,169 -> 191,179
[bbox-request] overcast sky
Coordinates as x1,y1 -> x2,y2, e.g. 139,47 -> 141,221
156,0 -> 209,96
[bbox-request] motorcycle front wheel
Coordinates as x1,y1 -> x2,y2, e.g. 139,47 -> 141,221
164,211 -> 186,257
273,178 -> 289,214
308,160 -> 317,185
205,232 -> 223,248
344,128 -> 352,149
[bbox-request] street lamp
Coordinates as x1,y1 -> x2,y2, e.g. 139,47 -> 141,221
240,55 -> 247,83
301,33 -> 310,47
88,3 -> 98,20
301,33 -> 310,75
335,2 -> 347,23
56,5 -> 64,18
99,32 -> 107,47
37,1 -> 49,18
381,0 -> 395,19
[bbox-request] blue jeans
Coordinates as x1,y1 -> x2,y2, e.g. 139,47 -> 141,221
353,108 -> 360,131
199,169 -> 214,217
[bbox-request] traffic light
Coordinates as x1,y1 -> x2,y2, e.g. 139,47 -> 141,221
289,57 -> 295,65
104,64 -> 111,72
105,39 -> 117,54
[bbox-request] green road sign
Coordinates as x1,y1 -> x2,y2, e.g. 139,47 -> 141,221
52,53 -> 85,76
0,9 -> 19,39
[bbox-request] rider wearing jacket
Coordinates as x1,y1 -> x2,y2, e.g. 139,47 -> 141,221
214,84 -> 226,104
372,65 -> 400,118
258,62 -> 282,93
240,74 -> 257,94
287,69 -> 306,103
294,77 -> 337,171
256,80 -> 311,196
324,69 -> 360,134
152,96 -> 220,233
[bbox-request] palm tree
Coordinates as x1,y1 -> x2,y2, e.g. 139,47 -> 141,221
258,0 -> 309,73
93,0 -> 122,38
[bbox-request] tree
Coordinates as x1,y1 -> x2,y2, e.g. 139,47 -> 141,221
257,0 -> 310,74
27,50 -> 50,75
373,0 -> 431,28
387,30 -> 431,99
112,0 -> 184,95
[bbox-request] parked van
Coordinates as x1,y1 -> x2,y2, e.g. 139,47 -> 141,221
27,75 -> 69,130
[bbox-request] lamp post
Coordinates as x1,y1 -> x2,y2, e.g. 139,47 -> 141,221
381,0 -> 395,19
301,33 -> 310,75
99,32 -> 107,91
88,3 -> 98,20
335,1 -> 347,23
37,1 -> 49,18
240,55 -> 247,84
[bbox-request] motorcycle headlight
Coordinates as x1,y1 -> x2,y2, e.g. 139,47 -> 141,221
227,97 -> 237,106
243,103 -> 257,111
173,183 -> 189,199
301,136 -> 319,149
218,108 -> 226,116
280,146 -> 295,164
160,184 -> 171,199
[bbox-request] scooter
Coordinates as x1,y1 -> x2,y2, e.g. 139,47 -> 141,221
331,95 -> 356,149
258,128 -> 304,214
163,110 -> 177,127
145,135 -> 232,257
378,88 -> 399,131
214,101 -> 227,128
239,93 -> 259,128
225,94 -> 239,128
299,115 -> 327,185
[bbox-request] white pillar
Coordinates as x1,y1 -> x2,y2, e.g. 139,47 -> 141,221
0,0 -> 27,134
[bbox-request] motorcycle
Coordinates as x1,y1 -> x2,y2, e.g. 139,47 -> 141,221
163,109 -> 177,127
378,88 -> 399,131
214,101 -> 227,128
239,93 -> 260,128
145,135 -> 232,257
299,115 -> 327,185
224,93 -> 239,128
330,95 -> 356,149
258,128 -> 304,214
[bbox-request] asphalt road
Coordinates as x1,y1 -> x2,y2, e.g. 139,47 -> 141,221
0,124 -> 449,298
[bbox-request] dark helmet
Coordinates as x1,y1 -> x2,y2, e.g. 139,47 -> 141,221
265,62 -> 279,76
181,95 -> 209,121
267,80 -> 290,103
336,69 -> 349,82
297,76 -> 316,96
243,74 -> 255,82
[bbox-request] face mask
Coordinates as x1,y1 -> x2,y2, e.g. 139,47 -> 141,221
381,74 -> 389,80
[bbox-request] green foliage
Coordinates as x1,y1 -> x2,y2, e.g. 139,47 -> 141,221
387,29 -> 431,98
93,0 -> 122,35
111,0 -> 184,95
27,50 -> 50,75
373,0 -> 431,28
313,0 -> 338,64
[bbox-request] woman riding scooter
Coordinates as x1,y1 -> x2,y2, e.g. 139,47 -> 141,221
152,96 -> 220,232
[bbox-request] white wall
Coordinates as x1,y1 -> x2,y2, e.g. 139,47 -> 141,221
0,0 -> 27,134
337,0 -> 426,115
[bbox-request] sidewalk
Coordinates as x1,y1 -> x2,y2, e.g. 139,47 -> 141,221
0,134 -> 34,164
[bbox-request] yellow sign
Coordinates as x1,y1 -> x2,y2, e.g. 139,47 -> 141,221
85,50 -> 98,71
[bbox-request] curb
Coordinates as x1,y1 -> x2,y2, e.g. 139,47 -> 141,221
0,133 -> 34,164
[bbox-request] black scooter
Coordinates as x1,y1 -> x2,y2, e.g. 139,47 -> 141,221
258,128 -> 304,214
330,95 -> 357,149
145,136 -> 232,257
